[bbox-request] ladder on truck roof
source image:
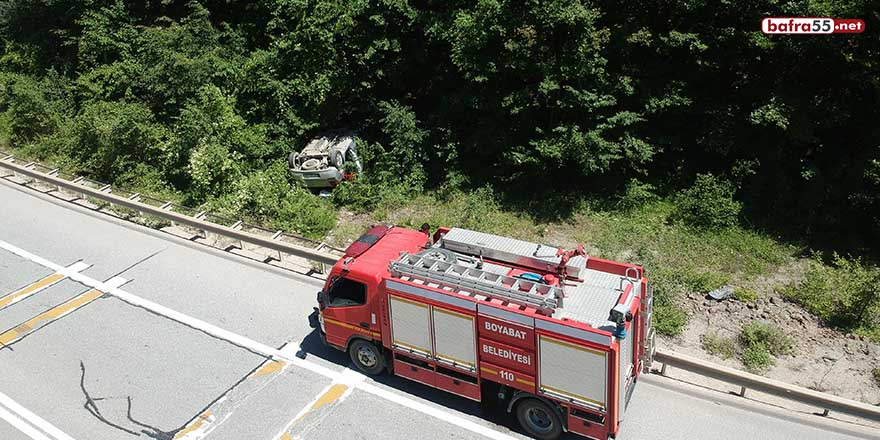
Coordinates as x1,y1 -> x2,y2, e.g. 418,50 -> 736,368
439,228 -> 587,279
389,252 -> 563,314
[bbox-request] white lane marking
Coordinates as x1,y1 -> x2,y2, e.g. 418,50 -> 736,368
0,261 -> 91,311
0,405 -> 52,440
66,262 -> 91,274
0,390 -> 76,440
98,276 -> 129,290
0,406 -> 52,440
0,240 -> 518,440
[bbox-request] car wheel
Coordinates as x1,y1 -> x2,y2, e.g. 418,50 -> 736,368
515,398 -> 563,440
349,339 -> 385,376
288,152 -> 299,168
301,158 -> 321,170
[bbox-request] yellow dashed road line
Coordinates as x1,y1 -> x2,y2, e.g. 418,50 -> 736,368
291,383 -> 349,425
275,369 -> 365,439
0,275 -> 126,347
275,383 -> 351,439
0,273 -> 65,310
0,261 -> 90,311
0,289 -> 102,346
173,410 -> 213,439
250,360 -> 286,378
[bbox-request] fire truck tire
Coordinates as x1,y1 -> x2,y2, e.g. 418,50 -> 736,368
348,339 -> 385,376
515,398 -> 563,440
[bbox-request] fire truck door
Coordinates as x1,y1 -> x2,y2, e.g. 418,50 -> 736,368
321,276 -> 376,348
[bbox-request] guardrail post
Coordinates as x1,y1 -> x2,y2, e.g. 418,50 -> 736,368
660,363 -> 667,376
739,386 -> 747,397
71,176 -> 85,199
821,409 -> 829,417
271,231 -> 284,262
230,221 -> 244,250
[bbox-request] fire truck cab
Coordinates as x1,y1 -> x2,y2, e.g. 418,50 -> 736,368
315,225 -> 654,440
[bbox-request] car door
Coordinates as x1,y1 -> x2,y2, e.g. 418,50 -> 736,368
321,274 -> 376,348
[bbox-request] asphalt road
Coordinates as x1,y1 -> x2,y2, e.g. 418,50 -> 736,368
0,178 -> 877,440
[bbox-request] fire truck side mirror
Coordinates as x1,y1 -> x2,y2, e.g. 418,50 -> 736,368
317,290 -> 326,309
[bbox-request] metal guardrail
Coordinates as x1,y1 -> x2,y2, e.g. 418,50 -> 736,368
654,348 -> 880,422
1,150 -> 878,424
0,151 -> 344,271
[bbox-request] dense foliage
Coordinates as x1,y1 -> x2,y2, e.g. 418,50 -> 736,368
784,252 -> 880,340
0,1 -> 877,250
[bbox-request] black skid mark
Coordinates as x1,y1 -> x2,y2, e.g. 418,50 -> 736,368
80,361 -> 176,439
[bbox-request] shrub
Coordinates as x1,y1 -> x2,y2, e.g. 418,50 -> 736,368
737,321 -> 792,374
672,173 -> 742,229
783,253 -> 880,340
171,84 -> 270,180
0,73 -> 67,143
207,161 -> 336,239
188,141 -> 242,201
733,288 -> 759,303
742,344 -> 774,373
331,176 -> 413,213
654,304 -> 687,336
52,100 -> 167,181
740,321 -> 793,356
617,179 -> 657,210
702,332 -> 736,359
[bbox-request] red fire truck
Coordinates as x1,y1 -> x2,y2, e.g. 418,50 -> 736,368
314,225 -> 654,440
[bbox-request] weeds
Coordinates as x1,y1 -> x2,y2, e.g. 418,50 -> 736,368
700,322 -> 794,373
742,345 -> 774,373
576,199 -> 791,336
654,305 -> 688,337
738,321 -> 793,373
740,321 -> 793,356
733,288 -> 760,303
702,332 -> 736,359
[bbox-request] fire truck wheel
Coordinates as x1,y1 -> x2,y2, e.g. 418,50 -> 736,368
515,398 -> 563,440
349,339 -> 385,375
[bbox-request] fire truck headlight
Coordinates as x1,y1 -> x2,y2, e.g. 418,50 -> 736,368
318,313 -> 325,332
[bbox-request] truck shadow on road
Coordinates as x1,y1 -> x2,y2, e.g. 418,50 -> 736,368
296,322 -> 581,439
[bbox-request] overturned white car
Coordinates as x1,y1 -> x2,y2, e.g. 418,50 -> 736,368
288,132 -> 362,190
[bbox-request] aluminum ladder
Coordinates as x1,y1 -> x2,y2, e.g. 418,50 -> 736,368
389,252 -> 563,313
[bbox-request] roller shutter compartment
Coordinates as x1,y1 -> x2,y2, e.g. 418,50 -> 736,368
389,295 -> 432,357
538,335 -> 608,411
432,307 -> 476,371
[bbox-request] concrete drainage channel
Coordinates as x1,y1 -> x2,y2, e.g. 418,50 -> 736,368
1,150 -> 879,426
